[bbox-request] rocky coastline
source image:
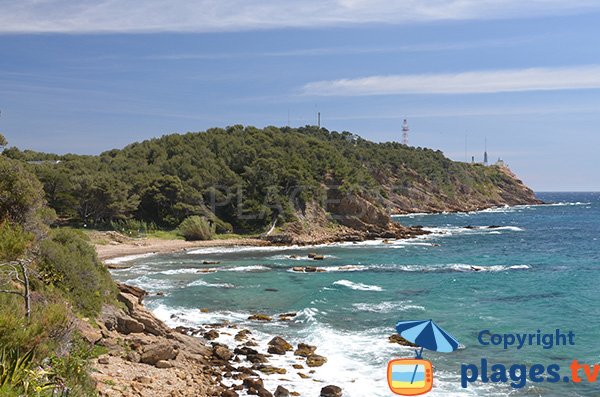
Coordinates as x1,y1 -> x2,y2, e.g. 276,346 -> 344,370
89,283 -> 348,397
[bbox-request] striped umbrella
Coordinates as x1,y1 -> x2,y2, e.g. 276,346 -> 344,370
395,319 -> 459,355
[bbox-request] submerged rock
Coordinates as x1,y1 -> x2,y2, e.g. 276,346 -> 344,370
248,313 -> 273,322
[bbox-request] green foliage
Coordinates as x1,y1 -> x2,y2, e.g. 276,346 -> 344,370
6,125 -> 532,233
110,218 -> 157,238
0,156 -> 46,228
38,229 -> 116,317
0,293 -> 69,356
0,222 -> 33,261
47,335 -> 101,397
0,133 -> 7,149
178,216 -> 214,241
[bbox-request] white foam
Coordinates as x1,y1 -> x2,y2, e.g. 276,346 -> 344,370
188,279 -> 235,288
219,265 -> 270,272
332,279 -> 383,292
158,268 -> 200,275
352,301 -> 425,313
369,263 -> 531,273
104,252 -> 158,265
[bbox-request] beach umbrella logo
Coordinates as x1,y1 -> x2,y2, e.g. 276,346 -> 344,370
387,319 -> 460,396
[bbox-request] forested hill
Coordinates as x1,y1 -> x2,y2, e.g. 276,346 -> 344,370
5,125 -> 540,239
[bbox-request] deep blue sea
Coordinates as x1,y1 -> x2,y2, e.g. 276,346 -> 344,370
110,192 -> 600,396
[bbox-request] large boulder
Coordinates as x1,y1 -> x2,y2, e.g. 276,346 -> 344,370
140,342 -> 177,365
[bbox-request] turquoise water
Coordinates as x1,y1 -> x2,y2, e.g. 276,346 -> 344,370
110,192 -> 600,396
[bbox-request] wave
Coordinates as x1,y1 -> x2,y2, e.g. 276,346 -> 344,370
188,279 -> 235,288
219,265 -> 270,272
158,268 -> 201,275
370,263 -> 531,273
423,225 -> 523,236
352,301 -> 425,313
332,280 -> 383,292
104,252 -> 158,265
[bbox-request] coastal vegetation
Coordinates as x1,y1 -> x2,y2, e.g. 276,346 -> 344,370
4,125 -> 539,238
0,144 -> 115,396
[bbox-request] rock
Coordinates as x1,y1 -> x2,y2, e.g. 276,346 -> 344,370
246,354 -> 269,364
77,320 -> 103,344
304,266 -> 317,272
267,345 -> 287,355
312,255 -> 325,260
234,347 -> 258,356
268,336 -> 293,352
202,260 -> 221,265
155,360 -> 173,368
222,391 -> 239,397
156,291 -> 165,296
126,351 -> 141,363
97,356 -> 109,365
292,364 -> 303,369
308,253 -> 317,258
294,343 -> 317,357
197,268 -> 217,273
291,267 -> 305,272
116,316 -> 145,334
117,283 -> 147,302
248,314 -> 272,322
297,372 -> 310,379
214,345 -> 234,361
243,378 -> 264,390
256,365 -> 287,375
133,375 -> 153,384
320,385 -> 343,397
264,288 -> 278,292
388,334 -> 417,347
306,354 -> 327,367
274,385 -> 290,397
235,329 -> 252,341
140,342 -> 177,365
199,307 -> 210,312
204,329 -> 220,340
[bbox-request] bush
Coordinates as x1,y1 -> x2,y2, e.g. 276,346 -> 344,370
110,218 -> 156,238
0,222 -> 33,261
178,216 -> 214,241
38,229 -> 116,317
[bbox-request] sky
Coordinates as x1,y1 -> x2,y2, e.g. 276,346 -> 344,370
1,1 -> 600,191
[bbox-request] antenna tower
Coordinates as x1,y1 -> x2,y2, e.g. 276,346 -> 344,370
402,119 -> 409,145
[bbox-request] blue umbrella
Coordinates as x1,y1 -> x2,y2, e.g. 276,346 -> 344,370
395,319 -> 460,384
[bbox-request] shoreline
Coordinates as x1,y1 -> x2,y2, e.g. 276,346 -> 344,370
96,237 -> 269,262
96,202 -> 546,263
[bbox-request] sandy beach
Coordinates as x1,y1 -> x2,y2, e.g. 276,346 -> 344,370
95,236 -> 268,261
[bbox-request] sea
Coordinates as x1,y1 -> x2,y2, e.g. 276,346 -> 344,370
109,192 -> 600,396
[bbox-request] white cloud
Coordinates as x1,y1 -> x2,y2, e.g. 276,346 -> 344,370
301,66 -> 600,96
1,0 -> 599,33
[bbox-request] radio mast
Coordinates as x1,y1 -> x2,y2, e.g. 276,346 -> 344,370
402,119 -> 409,145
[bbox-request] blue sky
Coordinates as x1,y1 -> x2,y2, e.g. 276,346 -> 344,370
1,1 -> 600,191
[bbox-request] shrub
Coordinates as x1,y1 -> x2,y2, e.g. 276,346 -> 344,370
38,229 -> 116,317
0,222 -> 33,261
178,216 -> 214,241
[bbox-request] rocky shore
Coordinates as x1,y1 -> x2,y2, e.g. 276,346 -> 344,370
88,283 -> 344,397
